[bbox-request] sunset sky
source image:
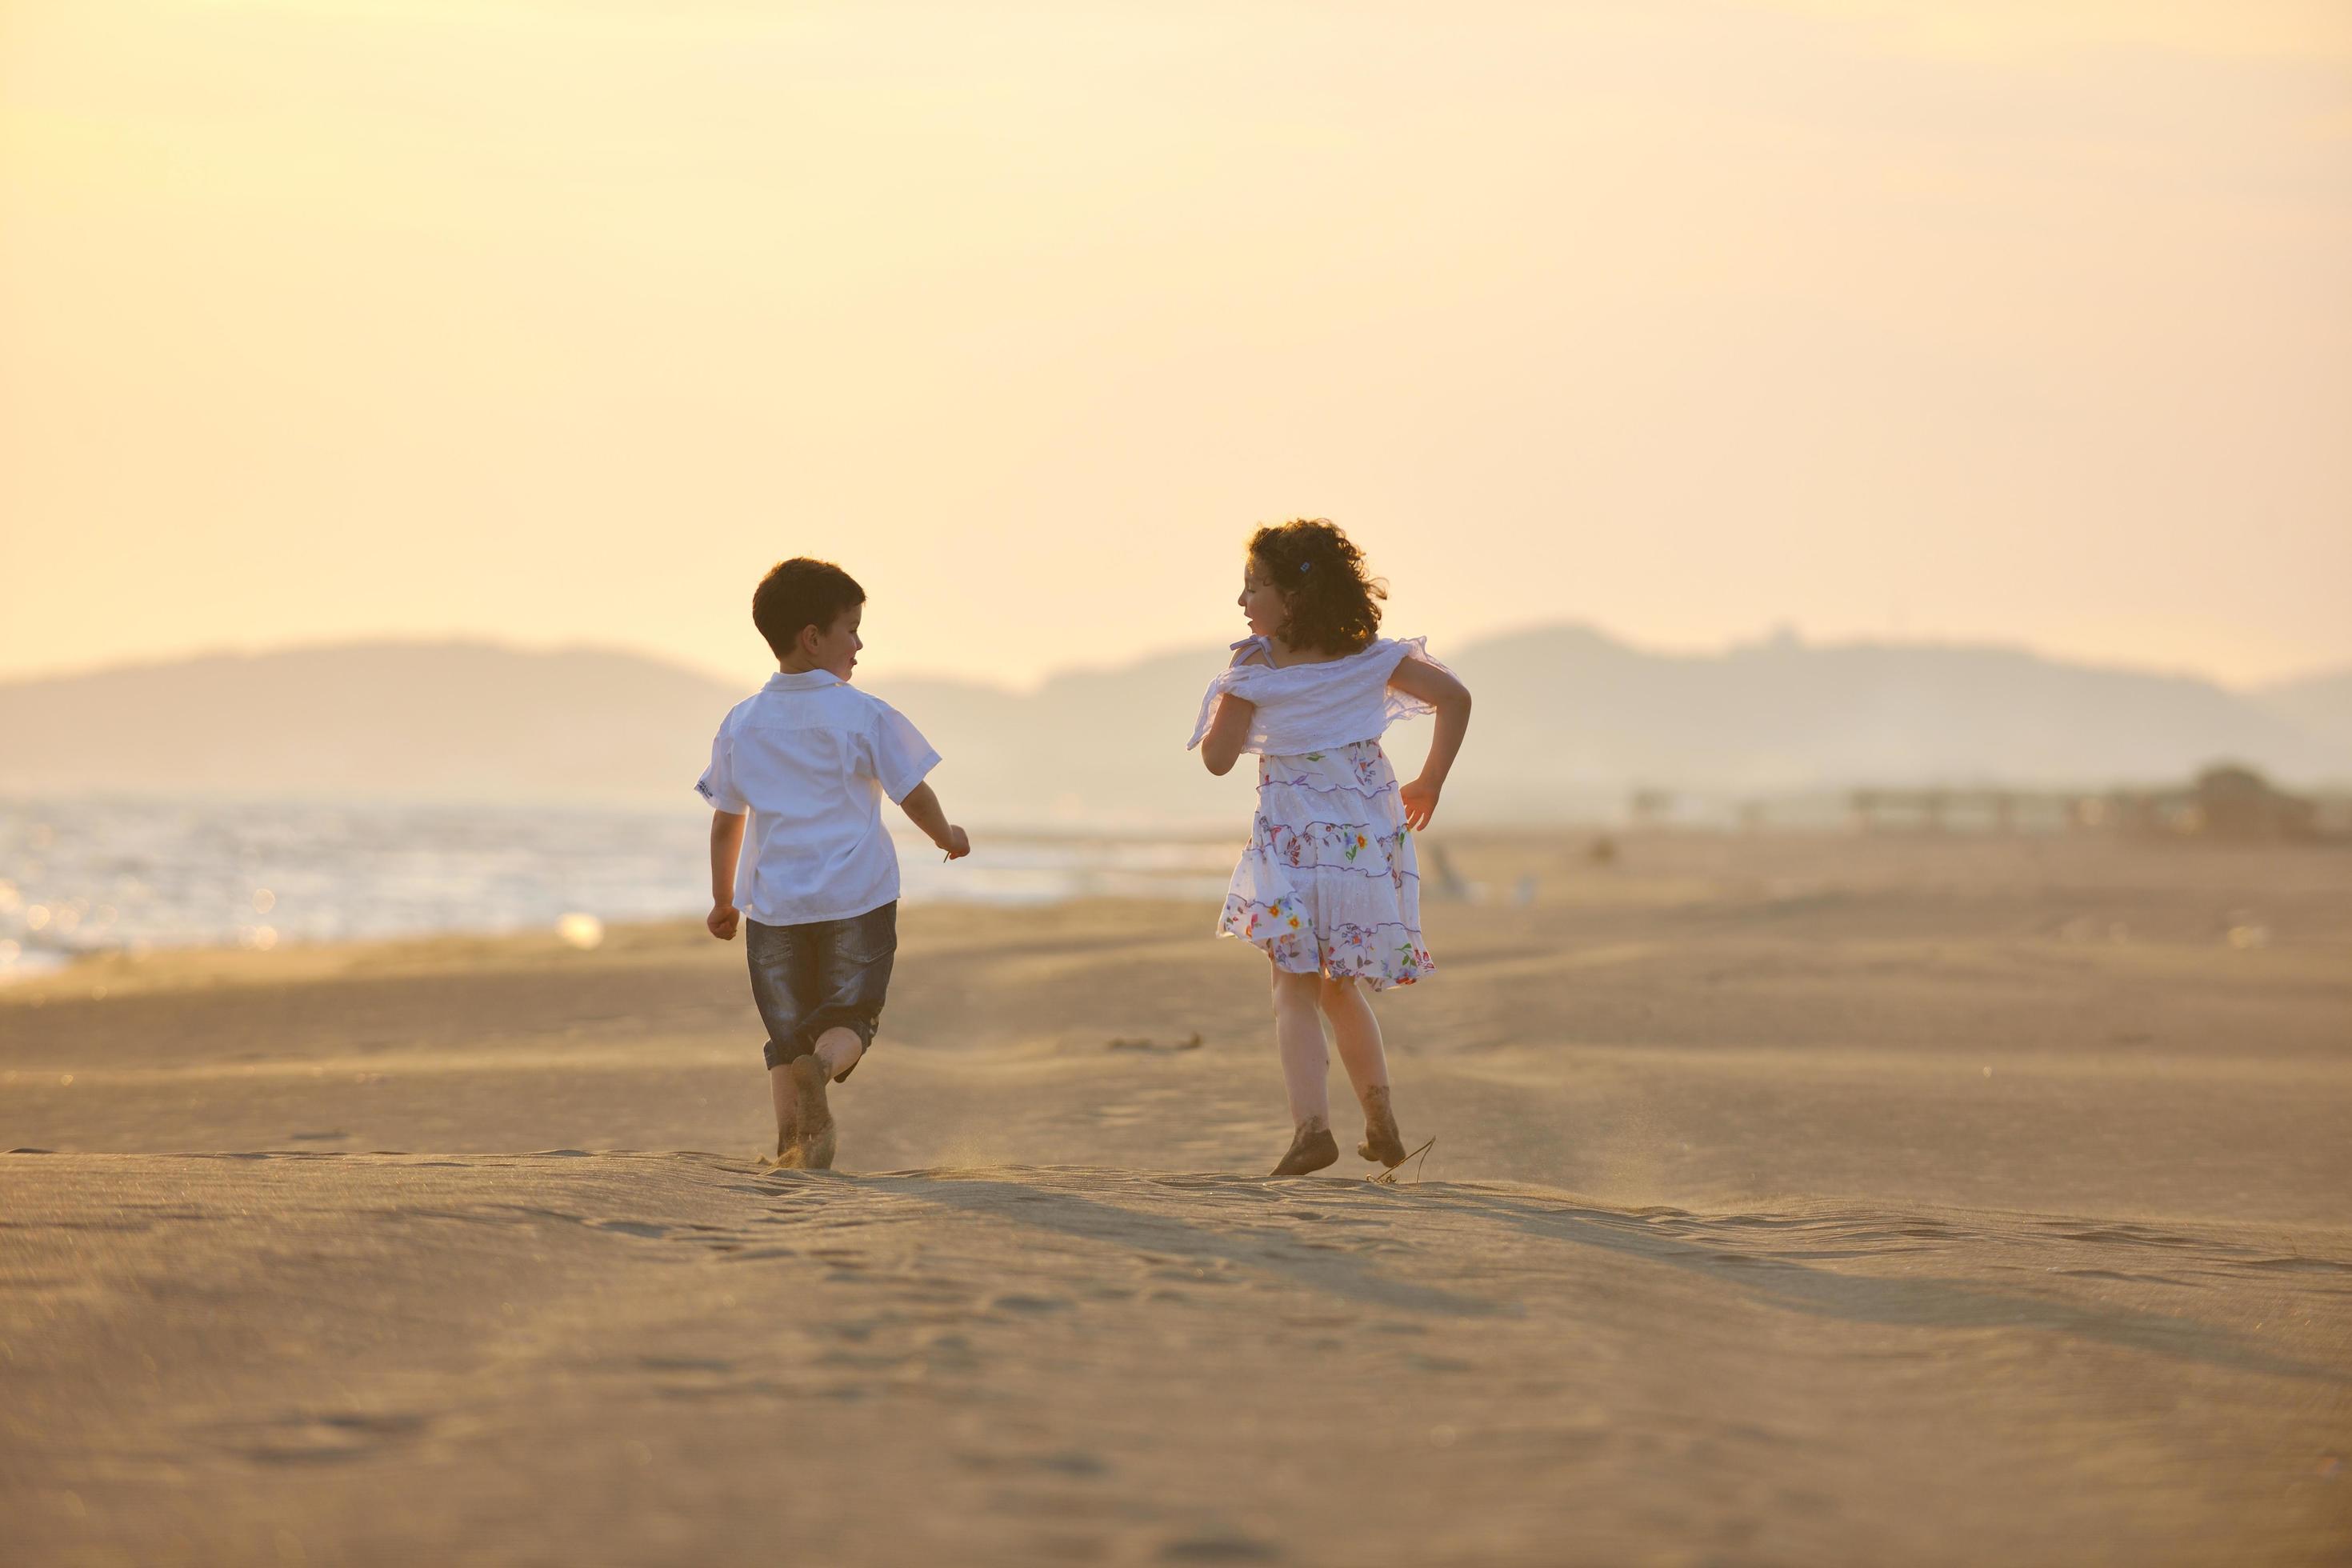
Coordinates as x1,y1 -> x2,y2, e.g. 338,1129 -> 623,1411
3,0 -> 2347,691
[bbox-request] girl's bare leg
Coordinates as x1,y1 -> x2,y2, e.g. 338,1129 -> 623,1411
1272,966 -> 1331,1127
1319,974 -> 1389,1100
1268,965 -> 1338,1174
1320,974 -> 1407,1166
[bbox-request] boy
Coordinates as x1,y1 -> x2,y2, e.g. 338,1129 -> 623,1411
698,557 -> 970,1168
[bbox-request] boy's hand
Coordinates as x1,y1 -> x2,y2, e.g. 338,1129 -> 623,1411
706,902 -> 741,941
896,784 -> 967,861
1399,777 -> 1441,832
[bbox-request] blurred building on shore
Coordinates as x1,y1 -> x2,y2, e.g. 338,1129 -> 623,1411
1842,765 -> 2343,841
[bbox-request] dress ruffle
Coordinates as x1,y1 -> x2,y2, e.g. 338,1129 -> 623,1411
1216,739 -> 1433,990
1186,635 -> 1452,756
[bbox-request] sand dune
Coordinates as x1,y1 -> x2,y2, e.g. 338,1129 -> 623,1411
4,833 -> 2349,1563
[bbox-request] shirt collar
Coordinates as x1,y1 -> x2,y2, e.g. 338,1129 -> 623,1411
764,669 -> 844,692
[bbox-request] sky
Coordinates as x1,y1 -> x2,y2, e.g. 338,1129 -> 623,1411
2,0 -> 2347,693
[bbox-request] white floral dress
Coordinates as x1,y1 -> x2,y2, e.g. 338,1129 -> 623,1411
1187,636 -> 1446,990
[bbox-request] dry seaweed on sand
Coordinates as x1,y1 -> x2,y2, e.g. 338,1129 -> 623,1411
1369,1136 -> 1435,1186
1106,1032 -> 1203,1052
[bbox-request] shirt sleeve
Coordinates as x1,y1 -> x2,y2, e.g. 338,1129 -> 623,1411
1378,636 -> 1454,728
1186,641 -> 1268,750
694,723 -> 749,814
866,700 -> 942,803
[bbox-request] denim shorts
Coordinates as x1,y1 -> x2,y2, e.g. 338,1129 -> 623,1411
745,902 -> 898,1078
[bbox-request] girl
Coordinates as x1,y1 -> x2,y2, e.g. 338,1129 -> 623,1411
1188,518 -> 1474,1177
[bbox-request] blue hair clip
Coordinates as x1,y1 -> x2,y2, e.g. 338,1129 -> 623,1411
1298,561 -> 1310,573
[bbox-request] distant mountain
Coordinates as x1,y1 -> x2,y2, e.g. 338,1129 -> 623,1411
0,642 -> 743,806
2254,666 -> 2352,760
2,632 -> 2344,824
1442,627 -> 2348,813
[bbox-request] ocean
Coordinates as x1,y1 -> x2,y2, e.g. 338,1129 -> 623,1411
0,798 -> 1236,982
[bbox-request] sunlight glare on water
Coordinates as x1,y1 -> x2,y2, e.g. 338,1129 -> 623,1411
0,798 -> 1237,978
556,912 -> 606,950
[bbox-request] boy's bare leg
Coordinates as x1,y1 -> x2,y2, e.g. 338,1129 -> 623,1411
814,1026 -> 865,1082
1320,974 -> 1407,1166
786,1026 -> 863,1170
786,1058 -> 835,1169
767,1064 -> 802,1166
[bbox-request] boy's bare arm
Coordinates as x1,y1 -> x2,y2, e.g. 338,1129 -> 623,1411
707,809 -> 746,939
1387,658 -> 1473,831
897,782 -> 971,860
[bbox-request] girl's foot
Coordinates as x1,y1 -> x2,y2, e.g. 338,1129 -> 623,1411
1268,1122 -> 1338,1177
1357,1084 -> 1409,1168
787,1054 -> 838,1170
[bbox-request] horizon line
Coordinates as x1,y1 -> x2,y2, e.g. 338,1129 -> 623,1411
1,623 -> 2339,698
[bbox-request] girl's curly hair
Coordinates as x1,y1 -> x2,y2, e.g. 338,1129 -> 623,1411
1249,518 -> 1387,655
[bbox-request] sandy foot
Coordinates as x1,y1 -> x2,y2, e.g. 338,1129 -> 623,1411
1357,1084 -> 1407,1166
787,1055 -> 838,1170
1269,1123 -> 1338,1176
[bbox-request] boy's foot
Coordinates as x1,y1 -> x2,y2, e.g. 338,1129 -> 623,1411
1267,1123 -> 1338,1178
1357,1084 -> 1409,1168
787,1054 -> 838,1170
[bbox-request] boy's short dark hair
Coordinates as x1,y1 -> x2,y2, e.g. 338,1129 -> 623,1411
753,558 -> 865,662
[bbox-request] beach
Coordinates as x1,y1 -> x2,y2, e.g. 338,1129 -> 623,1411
5,831 -> 2348,1564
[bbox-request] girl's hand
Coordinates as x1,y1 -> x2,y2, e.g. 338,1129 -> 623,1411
1400,776 -> 1441,831
938,825 -> 972,862
706,902 -> 741,941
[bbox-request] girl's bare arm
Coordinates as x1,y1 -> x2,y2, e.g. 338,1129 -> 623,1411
1198,692 -> 1258,777
1387,658 -> 1473,830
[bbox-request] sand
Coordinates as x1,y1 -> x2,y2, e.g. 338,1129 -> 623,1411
3,831 -> 2348,1564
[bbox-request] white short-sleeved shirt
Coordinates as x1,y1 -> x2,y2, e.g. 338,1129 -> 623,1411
697,670 -> 941,926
